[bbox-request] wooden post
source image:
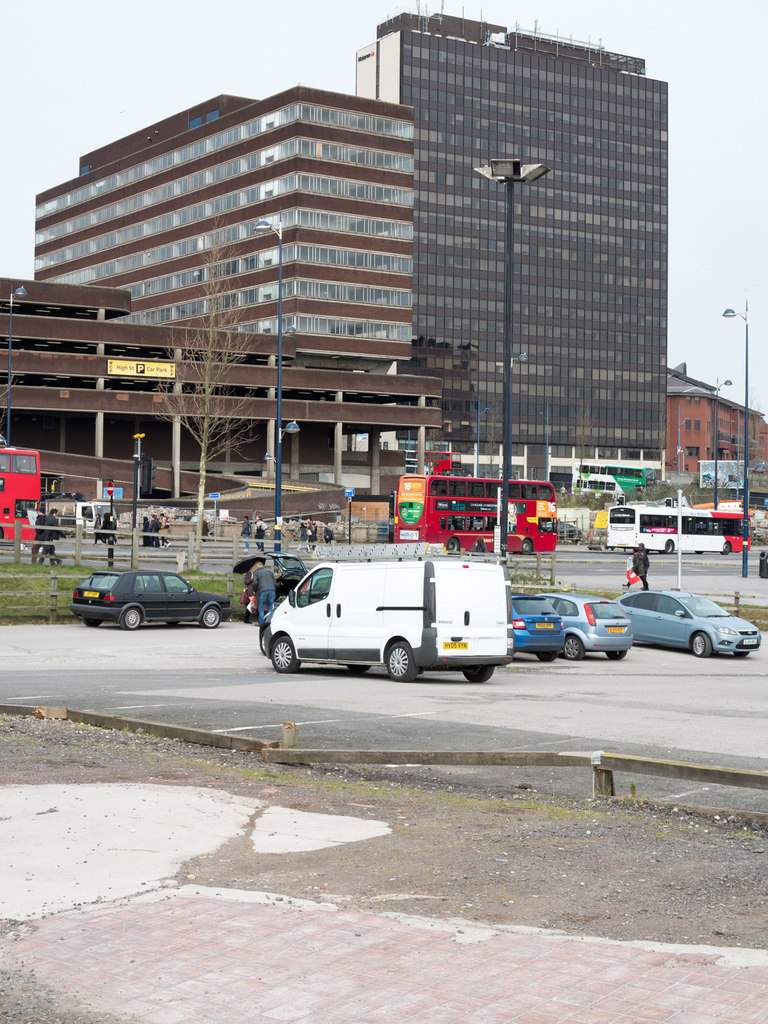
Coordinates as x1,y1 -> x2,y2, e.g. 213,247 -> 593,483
734,591 -> 740,616
592,767 -> 615,798
49,570 -> 58,624
281,721 -> 298,748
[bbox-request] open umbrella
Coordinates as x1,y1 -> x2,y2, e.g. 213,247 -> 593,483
233,554 -> 266,575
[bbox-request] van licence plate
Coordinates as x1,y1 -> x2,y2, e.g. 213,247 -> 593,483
607,626 -> 625,634
536,622 -> 554,629
443,641 -> 468,650
83,591 -> 100,598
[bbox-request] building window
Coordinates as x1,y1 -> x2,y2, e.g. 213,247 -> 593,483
189,115 -> 203,130
694,420 -> 700,432
205,109 -> 219,123
683,419 -> 691,430
79,165 -> 90,176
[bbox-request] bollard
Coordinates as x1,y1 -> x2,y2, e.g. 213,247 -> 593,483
281,721 -> 299,748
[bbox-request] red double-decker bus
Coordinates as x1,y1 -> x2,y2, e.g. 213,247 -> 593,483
395,471 -> 557,554
0,446 -> 41,540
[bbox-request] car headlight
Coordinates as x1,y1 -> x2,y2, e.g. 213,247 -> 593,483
716,626 -> 738,635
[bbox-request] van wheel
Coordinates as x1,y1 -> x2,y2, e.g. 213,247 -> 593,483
446,537 -> 461,553
520,538 -> 534,554
385,641 -> 418,682
690,631 -> 712,658
346,665 -> 371,674
462,665 -> 495,682
271,636 -> 300,673
562,635 -> 585,661
119,607 -> 142,631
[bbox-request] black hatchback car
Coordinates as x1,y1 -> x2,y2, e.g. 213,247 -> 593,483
70,570 -> 232,630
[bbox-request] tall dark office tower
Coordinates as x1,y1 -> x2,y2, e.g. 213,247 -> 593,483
357,13 -> 668,483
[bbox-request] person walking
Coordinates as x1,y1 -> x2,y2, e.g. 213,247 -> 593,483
31,504 -> 48,563
323,521 -> 334,545
307,519 -> 318,553
470,536 -> 487,553
638,542 -> 650,591
142,515 -> 152,547
298,518 -> 309,553
101,509 -> 117,545
241,568 -> 255,624
240,514 -> 252,552
251,557 -> 277,625
40,508 -> 63,565
253,514 -> 266,552
626,547 -> 643,589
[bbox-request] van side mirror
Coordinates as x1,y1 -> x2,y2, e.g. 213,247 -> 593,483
288,589 -> 296,607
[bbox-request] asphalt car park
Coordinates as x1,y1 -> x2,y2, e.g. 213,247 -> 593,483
70,570 -> 232,630
617,589 -> 761,657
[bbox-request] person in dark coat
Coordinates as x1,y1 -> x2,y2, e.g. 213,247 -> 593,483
638,542 -> 650,591
31,505 -> 48,563
142,515 -> 152,547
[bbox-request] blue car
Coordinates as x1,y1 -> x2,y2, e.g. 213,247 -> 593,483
617,590 -> 761,658
509,594 -> 564,661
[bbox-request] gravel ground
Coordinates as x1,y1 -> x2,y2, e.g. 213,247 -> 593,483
1,713 -> 766,1023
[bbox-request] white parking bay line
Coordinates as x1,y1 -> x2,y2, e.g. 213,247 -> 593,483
112,704 -> 178,711
214,711 -> 437,734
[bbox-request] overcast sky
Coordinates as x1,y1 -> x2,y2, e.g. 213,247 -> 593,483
2,0 -> 764,412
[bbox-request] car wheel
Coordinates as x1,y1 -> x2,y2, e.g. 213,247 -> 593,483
83,618 -> 101,627
385,640 -> 418,682
446,537 -> 461,553
200,605 -> 221,629
271,635 -> 300,673
346,665 -> 371,674
521,538 -> 534,554
606,649 -> 628,660
562,634 -> 585,661
462,665 -> 495,682
691,631 -> 713,658
119,607 -> 142,631
664,539 -> 675,554
535,651 -> 558,662
732,651 -> 751,658
722,541 -> 732,555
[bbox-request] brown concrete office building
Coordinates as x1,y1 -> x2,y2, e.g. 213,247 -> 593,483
357,13 -> 668,486
26,87 -> 441,497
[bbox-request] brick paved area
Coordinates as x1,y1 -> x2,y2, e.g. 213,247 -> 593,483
3,887 -> 768,1023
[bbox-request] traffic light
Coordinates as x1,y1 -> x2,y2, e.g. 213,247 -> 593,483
140,456 -> 154,495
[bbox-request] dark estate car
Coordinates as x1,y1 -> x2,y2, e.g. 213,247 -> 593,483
71,570 -> 232,630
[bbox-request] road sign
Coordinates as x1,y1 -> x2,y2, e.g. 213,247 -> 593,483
106,481 -> 114,498
345,487 -> 355,499
208,492 -> 221,499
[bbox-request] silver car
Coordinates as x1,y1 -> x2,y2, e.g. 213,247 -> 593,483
538,592 -> 633,661
617,590 -> 761,658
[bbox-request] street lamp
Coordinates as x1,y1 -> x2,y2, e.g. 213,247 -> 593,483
5,285 -> 27,447
475,404 -> 489,477
256,215 -> 297,551
712,377 -> 732,509
475,159 -> 550,557
722,305 -> 749,577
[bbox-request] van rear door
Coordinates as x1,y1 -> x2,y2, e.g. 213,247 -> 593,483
432,563 -> 508,658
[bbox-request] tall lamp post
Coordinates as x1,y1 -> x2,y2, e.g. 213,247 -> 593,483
712,377 -> 732,509
722,305 -> 749,578
475,159 -> 550,558
255,215 -> 299,552
5,285 -> 27,447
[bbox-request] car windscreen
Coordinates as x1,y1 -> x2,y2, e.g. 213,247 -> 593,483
82,573 -> 121,590
512,598 -> 556,615
679,595 -> 727,618
591,602 -> 626,620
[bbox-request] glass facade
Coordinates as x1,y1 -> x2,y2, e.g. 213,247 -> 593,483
377,18 -> 667,455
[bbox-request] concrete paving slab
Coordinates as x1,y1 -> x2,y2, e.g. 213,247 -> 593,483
250,806 -> 391,852
0,784 -> 262,920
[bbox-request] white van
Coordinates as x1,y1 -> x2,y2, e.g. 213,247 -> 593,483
262,560 -> 512,682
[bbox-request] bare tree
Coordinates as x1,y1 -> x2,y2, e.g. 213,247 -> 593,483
157,237 -> 256,562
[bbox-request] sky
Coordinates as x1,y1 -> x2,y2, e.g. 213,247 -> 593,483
2,0 -> 765,413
